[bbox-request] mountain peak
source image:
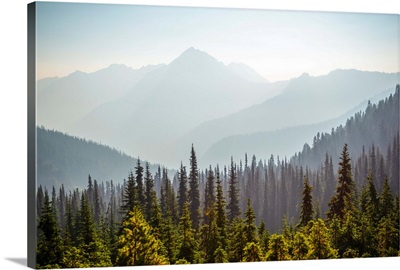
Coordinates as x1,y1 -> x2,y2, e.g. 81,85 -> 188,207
170,47 -> 222,69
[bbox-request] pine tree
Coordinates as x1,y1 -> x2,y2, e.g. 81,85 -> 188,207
203,166 -> 216,225
36,190 -> 63,269
93,180 -> 101,226
160,212 -> 178,264
144,162 -> 156,222
214,168 -> 228,249
265,234 -> 290,261
116,207 -> 168,266
177,162 -> 188,217
242,242 -> 264,262
244,198 -> 257,244
377,216 -> 399,256
308,219 -> 337,259
121,172 -> 137,217
366,173 -> 380,226
177,202 -> 198,263
292,232 -> 310,260
37,185 -> 44,219
227,157 -> 240,223
299,175 -> 314,227
188,144 -> 201,230
258,221 -> 270,252
328,144 -> 355,221
135,158 -> 146,211
380,177 -> 394,219
228,217 -> 245,262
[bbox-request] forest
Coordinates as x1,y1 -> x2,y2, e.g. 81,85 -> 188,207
36,87 -> 400,268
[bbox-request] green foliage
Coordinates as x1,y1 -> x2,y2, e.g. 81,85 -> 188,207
308,219 -> 337,259
299,175 -> 313,227
160,213 -> 178,263
292,232 -> 310,260
36,191 -> 64,269
116,207 -> 168,266
177,162 -> 188,217
377,216 -> 399,257
265,234 -> 290,261
177,202 -> 199,263
188,144 -> 201,230
244,198 -> 257,244
214,246 -> 229,263
227,157 -> 240,223
228,218 -> 246,262
328,144 -> 355,221
242,242 -> 264,262
135,158 -> 146,212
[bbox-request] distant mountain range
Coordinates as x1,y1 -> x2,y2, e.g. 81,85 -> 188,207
37,47 -> 399,169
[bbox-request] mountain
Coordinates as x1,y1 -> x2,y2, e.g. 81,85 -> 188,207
200,86 -> 398,166
180,69 -> 399,162
37,126 -> 171,190
227,62 -> 269,84
69,47 -> 285,167
37,63 -> 165,132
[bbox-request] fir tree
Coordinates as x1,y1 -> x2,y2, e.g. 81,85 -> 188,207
244,198 -> 257,244
308,219 -> 337,259
265,234 -> 290,261
177,202 -> 198,263
242,242 -> 264,262
135,158 -> 146,211
177,162 -> 188,217
188,144 -> 201,230
116,207 -> 168,266
144,162 -> 156,222
121,172 -> 137,217
36,190 -> 63,269
203,166 -> 216,225
299,175 -> 313,227
214,168 -> 228,249
328,144 -> 355,221
227,157 -> 240,223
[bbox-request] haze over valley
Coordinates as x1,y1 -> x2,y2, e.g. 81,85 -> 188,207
37,47 -> 399,170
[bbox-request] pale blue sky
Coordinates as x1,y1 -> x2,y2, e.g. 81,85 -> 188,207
36,2 -> 399,81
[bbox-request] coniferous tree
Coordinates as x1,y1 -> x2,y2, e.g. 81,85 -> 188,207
177,162 -> 188,217
36,190 -> 63,269
37,185 -> 44,219
135,158 -> 145,211
228,217 -> 245,262
244,198 -> 257,244
380,177 -> 394,219
292,232 -> 311,260
121,172 -> 137,217
265,234 -> 290,261
227,157 -> 240,223
328,144 -> 355,221
299,175 -> 314,227
116,207 -> 168,266
177,202 -> 198,263
214,168 -> 228,249
242,242 -> 264,262
258,221 -> 270,252
160,212 -> 178,264
188,145 -> 201,230
308,219 -> 337,259
93,180 -> 101,225
144,162 -> 156,222
203,166 -> 216,225
87,175 -> 94,208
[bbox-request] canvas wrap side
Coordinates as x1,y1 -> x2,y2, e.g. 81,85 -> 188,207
27,2 -> 37,269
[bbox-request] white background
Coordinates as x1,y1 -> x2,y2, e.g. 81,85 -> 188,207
0,0 -> 399,269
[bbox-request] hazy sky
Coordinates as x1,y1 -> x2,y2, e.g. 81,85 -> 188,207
36,2 -> 399,82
